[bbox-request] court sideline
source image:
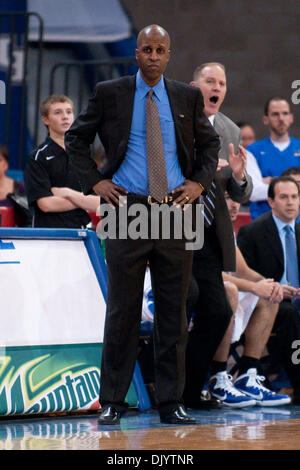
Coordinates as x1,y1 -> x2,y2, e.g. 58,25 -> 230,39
1,405 -> 300,451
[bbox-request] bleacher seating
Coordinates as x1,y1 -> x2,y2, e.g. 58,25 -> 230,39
233,212 -> 252,235
0,206 -> 16,227
88,211 -> 100,228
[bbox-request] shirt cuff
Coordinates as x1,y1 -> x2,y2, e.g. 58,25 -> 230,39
233,174 -> 247,186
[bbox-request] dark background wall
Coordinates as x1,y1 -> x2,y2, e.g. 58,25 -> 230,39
123,0 -> 300,140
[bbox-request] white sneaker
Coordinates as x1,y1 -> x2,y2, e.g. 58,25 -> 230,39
209,371 -> 256,408
234,368 -> 291,406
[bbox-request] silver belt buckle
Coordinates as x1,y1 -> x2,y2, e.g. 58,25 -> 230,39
147,195 -> 157,205
148,195 -> 171,204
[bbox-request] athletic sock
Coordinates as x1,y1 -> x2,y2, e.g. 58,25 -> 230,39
210,360 -> 227,376
237,356 -> 260,376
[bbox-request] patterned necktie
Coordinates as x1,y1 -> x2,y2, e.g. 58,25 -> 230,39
284,225 -> 299,288
146,89 -> 169,203
202,117 -> 217,227
202,181 -> 216,227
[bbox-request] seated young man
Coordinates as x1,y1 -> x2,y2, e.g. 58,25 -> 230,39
25,94 -> 99,228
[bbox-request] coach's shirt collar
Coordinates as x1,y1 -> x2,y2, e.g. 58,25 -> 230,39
136,69 -> 164,101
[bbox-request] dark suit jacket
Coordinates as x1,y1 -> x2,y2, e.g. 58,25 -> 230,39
214,111 -> 241,159
65,74 -> 220,195
212,166 -> 252,272
237,211 -> 300,281
202,112 -> 252,272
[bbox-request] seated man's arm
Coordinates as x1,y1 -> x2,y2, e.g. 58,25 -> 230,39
222,271 -> 274,299
234,246 -> 264,282
224,247 -> 283,302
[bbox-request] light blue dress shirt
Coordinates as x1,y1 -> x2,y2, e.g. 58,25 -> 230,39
112,70 -> 184,195
272,213 -> 296,285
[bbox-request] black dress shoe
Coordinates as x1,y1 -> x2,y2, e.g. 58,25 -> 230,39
160,405 -> 196,424
293,388 -> 300,405
98,405 -> 122,425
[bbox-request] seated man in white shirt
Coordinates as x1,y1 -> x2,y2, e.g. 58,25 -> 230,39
140,193 -> 290,408
207,192 -> 291,407
246,97 -> 300,219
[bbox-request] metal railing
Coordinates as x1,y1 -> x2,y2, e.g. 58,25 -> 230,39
0,11 -> 43,169
0,11 -> 136,169
49,57 -> 137,112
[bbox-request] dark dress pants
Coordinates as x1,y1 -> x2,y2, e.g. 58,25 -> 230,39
269,300 -> 300,391
99,200 -> 194,413
183,223 -> 233,405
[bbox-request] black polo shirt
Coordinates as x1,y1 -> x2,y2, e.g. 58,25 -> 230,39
24,136 -> 91,228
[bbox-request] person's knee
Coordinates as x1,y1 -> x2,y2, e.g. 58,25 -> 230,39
256,297 -> 278,315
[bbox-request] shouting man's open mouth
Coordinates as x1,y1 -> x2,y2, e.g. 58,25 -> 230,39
209,95 -> 219,104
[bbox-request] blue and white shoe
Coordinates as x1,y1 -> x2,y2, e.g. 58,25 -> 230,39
208,371 -> 256,408
234,368 -> 291,407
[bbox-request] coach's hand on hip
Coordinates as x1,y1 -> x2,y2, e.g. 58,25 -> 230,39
93,179 -> 128,208
172,179 -> 204,207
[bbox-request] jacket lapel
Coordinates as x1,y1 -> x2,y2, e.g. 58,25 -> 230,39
264,213 -> 284,269
164,78 -> 191,172
214,113 -> 226,151
164,78 -> 187,122
116,75 -> 136,138
214,113 -> 230,161
214,113 -> 225,134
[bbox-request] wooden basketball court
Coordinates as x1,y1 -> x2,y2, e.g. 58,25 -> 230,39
1,405 -> 300,451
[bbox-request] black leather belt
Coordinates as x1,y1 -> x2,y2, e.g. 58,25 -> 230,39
127,192 -> 181,205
